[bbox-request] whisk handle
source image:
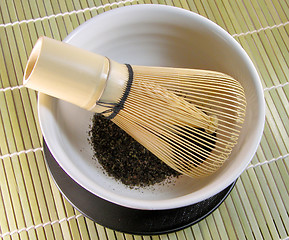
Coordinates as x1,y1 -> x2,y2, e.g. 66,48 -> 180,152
23,37 -> 109,110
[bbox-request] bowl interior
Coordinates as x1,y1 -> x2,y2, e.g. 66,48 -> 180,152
39,5 -> 265,210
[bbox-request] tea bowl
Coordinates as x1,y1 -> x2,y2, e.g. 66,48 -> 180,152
38,4 -> 265,210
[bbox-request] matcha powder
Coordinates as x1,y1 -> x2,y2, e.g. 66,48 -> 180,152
88,115 -> 180,187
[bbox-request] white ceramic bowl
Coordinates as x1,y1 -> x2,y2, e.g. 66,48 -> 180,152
39,4 -> 265,210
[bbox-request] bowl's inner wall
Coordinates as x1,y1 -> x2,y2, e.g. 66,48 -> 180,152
40,6 -> 263,209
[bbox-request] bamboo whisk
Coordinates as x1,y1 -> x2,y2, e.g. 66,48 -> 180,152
24,37 -> 246,178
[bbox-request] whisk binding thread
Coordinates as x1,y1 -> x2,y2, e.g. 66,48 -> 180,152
95,64 -> 134,120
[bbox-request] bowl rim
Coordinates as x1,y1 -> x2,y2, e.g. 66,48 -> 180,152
39,4 -> 265,210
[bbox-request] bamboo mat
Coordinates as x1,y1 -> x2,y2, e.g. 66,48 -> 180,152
0,0 -> 288,239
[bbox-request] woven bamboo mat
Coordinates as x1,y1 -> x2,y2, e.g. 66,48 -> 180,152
0,0 -> 288,239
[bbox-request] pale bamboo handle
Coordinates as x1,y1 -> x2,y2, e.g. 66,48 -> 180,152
23,37 -> 110,110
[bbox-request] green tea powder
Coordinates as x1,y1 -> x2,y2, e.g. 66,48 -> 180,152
88,115 -> 180,187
